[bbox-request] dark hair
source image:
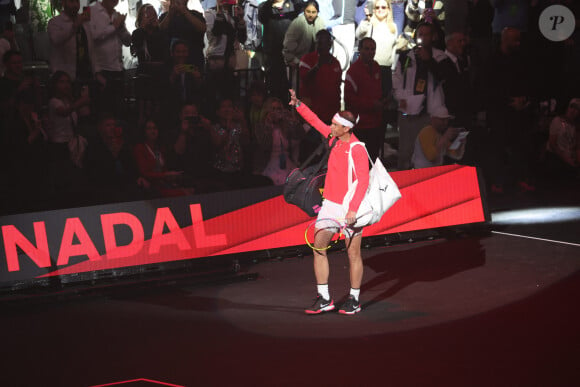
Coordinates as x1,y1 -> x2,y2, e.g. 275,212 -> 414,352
415,21 -> 434,35
217,97 -> 235,111
248,81 -> 266,96
48,70 -> 71,98
98,112 -> 118,126
171,39 -> 189,54
2,49 -> 21,65
142,118 -> 159,131
180,102 -> 199,114
338,111 -> 356,126
304,0 -> 319,12
316,29 -> 331,40
358,37 -> 376,50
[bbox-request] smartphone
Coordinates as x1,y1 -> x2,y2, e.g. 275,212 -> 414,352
449,130 -> 469,150
82,6 -> 91,20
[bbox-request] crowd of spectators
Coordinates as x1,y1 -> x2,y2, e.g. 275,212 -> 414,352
0,0 -> 579,215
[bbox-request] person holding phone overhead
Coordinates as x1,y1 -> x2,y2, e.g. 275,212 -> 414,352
204,0 -> 247,101
404,0 -> 445,49
159,0 -> 206,71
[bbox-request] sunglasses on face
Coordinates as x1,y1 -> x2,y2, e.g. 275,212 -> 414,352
375,6 -> 388,9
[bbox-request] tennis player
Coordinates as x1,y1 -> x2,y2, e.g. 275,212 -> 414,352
289,89 -> 370,315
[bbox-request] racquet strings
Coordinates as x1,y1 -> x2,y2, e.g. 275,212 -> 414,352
304,217 -> 348,251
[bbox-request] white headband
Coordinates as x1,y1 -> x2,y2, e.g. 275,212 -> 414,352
332,113 -> 358,128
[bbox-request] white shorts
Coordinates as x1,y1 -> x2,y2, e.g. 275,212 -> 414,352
316,199 -> 363,238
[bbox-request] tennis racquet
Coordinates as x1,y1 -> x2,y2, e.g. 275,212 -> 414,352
304,217 -> 357,252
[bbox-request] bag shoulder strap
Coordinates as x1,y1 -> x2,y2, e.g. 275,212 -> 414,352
347,141 -> 373,185
299,136 -> 339,173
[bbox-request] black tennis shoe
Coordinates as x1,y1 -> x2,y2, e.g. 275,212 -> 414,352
305,294 -> 335,314
338,295 -> 361,315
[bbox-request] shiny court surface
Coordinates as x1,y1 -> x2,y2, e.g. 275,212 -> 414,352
1,183 -> 579,387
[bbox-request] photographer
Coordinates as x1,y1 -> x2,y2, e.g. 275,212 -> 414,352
392,21 -> 447,170
167,103 -> 216,183
205,0 -> 246,71
204,0 -> 246,103
404,0 -> 445,49
258,0 -> 302,101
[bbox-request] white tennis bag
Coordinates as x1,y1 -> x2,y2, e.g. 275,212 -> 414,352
342,142 -> 402,227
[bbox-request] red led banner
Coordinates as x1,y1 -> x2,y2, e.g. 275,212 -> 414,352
0,165 -> 486,285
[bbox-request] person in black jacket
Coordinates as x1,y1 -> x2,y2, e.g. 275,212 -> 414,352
438,31 -> 475,128
484,27 -> 535,193
159,0 -> 207,71
258,0 -> 303,102
85,114 -> 150,203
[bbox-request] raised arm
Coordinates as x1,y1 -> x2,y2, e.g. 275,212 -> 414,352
289,89 -> 331,138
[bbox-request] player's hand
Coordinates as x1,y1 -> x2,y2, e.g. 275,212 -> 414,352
345,210 -> 357,226
288,89 -> 300,107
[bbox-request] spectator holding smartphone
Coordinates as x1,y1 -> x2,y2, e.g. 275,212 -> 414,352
204,0 -> 247,101
165,40 -> 203,118
411,105 -> 466,168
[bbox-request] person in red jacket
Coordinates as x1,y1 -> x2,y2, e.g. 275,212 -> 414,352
289,88 -> 370,315
345,37 -> 387,161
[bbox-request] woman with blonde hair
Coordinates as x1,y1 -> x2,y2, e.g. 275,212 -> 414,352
252,96 -> 284,172
355,0 -> 398,97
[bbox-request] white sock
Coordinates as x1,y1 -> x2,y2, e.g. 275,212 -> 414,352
350,288 -> 360,301
317,284 -> 330,300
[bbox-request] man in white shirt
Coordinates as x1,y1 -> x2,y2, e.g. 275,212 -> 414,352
89,0 -> 131,113
47,0 -> 92,82
392,22 -> 446,170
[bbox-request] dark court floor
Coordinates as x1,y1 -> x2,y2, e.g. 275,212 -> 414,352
1,178 -> 579,387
